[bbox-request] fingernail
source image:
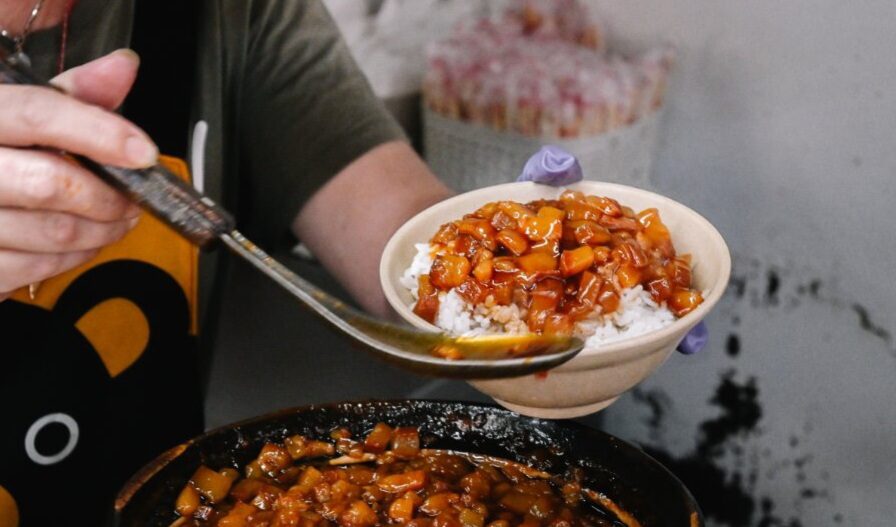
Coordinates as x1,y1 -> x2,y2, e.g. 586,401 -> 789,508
128,216 -> 141,229
112,48 -> 141,66
125,135 -> 158,167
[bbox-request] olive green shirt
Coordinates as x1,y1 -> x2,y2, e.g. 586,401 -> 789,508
24,0 -> 405,322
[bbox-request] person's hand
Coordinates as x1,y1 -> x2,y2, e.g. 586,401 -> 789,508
517,145 -> 709,355
0,49 -> 157,301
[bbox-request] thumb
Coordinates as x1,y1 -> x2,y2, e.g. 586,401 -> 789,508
50,49 -> 140,110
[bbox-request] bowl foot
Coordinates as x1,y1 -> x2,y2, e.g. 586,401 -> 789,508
491,396 -> 620,419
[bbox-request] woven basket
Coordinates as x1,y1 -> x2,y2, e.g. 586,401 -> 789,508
423,108 -> 663,192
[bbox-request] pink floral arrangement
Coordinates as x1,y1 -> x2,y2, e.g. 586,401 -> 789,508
423,0 -> 675,138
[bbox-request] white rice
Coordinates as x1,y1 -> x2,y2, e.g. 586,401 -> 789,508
403,243 -> 677,350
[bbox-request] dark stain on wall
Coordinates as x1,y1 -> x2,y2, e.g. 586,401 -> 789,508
726,333 -> 741,357
765,270 -> 780,306
622,256 -> 890,525
851,303 -> 893,352
641,371 -> 766,527
638,369 -> 823,526
698,372 -> 762,457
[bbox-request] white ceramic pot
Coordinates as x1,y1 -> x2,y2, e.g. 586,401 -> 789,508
380,181 -> 731,418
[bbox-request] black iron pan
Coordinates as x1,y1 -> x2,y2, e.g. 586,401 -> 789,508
114,400 -> 703,527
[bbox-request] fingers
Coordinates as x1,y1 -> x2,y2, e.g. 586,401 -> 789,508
0,50 -> 150,299
0,249 -> 98,292
0,147 -> 140,221
0,84 -> 157,168
50,49 -> 141,110
0,208 -> 137,253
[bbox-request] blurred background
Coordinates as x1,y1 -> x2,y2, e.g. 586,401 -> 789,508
205,1 -> 896,526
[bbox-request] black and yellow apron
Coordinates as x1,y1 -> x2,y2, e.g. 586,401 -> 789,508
0,3 -> 203,525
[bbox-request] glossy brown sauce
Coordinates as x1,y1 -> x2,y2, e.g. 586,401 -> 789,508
170,424 -> 638,527
414,190 -> 703,339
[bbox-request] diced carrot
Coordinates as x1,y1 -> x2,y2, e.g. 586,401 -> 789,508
217,502 -> 257,527
231,478 -> 265,502
472,202 -> 498,220
537,206 -> 565,222
647,277 -> 673,303
244,460 -> 263,479
420,492 -> 461,515
592,246 -> 611,264
430,255 -> 472,289
585,195 -> 622,217
377,470 -> 427,493
516,252 -> 558,274
490,210 -> 518,231
527,496 -> 555,519
471,249 -> 494,283
499,491 -> 536,515
456,277 -> 489,305
566,220 -> 611,245
668,256 -> 693,288
492,257 -> 518,273
450,234 -> 475,258
414,275 -> 441,323
520,215 -> 562,242
563,201 -> 601,222
611,240 -> 648,268
637,208 -> 674,257
497,201 -> 535,220
491,273 -> 515,305
340,500 -> 378,527
219,468 -> 240,482
389,493 -> 418,523
390,428 -> 421,459
528,238 -> 560,257
577,271 -> 602,306
175,484 -> 200,517
363,423 -> 393,453
459,471 -> 491,499
258,443 -> 293,475
543,313 -> 573,336
457,508 -> 485,527
527,280 -> 563,332
559,246 -> 595,277
191,465 -> 233,504
558,189 -> 584,203
432,223 -> 458,244
668,288 -> 704,316
598,288 -> 620,314
457,219 -> 497,251
598,215 -> 639,232
615,263 -> 642,289
496,229 -> 529,256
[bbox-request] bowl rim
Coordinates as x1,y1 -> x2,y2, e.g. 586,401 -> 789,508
114,399 -> 704,527
380,181 -> 731,369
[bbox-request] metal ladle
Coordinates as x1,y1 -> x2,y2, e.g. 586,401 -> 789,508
0,48 -> 584,379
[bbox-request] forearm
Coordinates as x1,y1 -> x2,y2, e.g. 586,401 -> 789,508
292,141 -> 452,316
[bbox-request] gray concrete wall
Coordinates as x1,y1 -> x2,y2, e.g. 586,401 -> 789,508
589,2 -> 895,526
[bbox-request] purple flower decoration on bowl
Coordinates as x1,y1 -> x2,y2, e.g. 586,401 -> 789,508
517,145 -> 584,186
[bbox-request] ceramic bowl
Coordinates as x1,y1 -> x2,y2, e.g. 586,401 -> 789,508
380,181 -> 730,418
